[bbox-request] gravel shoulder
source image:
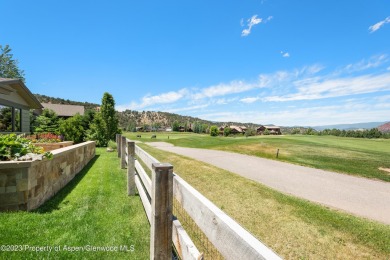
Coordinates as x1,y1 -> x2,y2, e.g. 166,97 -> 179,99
147,142 -> 390,225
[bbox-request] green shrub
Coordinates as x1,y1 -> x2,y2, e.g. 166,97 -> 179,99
59,114 -> 85,144
210,125 -> 219,136
244,128 -> 257,137
108,140 -> 117,150
86,112 -> 109,147
223,127 -> 231,136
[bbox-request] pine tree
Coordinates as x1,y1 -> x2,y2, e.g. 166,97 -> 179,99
100,92 -> 120,140
0,45 -> 25,81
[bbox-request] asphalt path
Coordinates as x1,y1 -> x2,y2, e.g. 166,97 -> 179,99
147,142 -> 390,225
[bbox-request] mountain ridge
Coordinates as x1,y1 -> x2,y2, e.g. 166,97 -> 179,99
312,122 -> 388,131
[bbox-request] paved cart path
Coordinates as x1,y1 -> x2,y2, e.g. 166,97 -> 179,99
146,142 -> 390,225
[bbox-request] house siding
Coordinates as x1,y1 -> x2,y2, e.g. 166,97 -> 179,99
21,109 -> 30,133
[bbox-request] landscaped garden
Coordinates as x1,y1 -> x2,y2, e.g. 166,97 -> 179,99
0,148 -> 149,259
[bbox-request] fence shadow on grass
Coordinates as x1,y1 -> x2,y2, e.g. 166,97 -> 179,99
34,155 -> 100,214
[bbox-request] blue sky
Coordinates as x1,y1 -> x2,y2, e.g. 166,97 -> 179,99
1,0 -> 390,126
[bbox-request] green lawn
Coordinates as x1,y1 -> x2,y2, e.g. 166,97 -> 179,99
125,132 -> 390,181
0,148 -> 149,260
138,143 -> 390,260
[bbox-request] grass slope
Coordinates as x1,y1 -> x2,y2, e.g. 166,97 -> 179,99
138,143 -> 390,259
125,132 -> 390,181
0,148 -> 149,260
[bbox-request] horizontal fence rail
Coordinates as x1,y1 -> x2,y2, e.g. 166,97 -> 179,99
117,134 -> 281,260
117,135 -> 202,260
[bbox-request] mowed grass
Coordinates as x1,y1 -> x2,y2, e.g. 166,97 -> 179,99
0,148 -> 149,260
138,143 -> 390,259
125,132 -> 390,181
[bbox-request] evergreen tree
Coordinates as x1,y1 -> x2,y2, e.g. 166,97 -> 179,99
86,112 -> 108,147
172,121 -> 180,131
100,92 -> 120,140
33,109 -> 60,133
0,45 -> 25,81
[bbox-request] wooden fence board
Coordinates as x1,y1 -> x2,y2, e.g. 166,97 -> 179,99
172,219 -> 203,260
127,141 -> 135,196
135,174 -> 151,223
173,174 -> 282,260
135,145 -> 159,172
135,160 -> 152,196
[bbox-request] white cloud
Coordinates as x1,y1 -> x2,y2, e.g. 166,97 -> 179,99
192,80 -> 257,100
339,54 -> 388,74
240,97 -> 260,103
375,94 -> 390,102
264,72 -> 390,102
213,97 -> 238,105
116,89 -> 188,111
164,104 -> 209,113
369,16 -> 390,33
241,15 -> 263,37
280,51 -> 290,58
198,111 -> 261,124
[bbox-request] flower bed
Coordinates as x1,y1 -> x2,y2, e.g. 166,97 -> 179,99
24,133 -> 62,143
32,141 -> 74,152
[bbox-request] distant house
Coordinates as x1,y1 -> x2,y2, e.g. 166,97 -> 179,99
0,78 -> 43,133
239,126 -> 247,132
257,125 -> 282,135
39,103 -> 85,119
219,125 -> 247,135
229,125 -> 244,134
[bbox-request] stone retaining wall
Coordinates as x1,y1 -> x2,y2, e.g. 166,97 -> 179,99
0,141 -> 96,211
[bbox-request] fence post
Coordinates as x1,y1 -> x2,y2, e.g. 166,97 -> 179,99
116,134 -> 121,158
121,136 -> 127,169
127,141 -> 135,196
150,163 -> 173,260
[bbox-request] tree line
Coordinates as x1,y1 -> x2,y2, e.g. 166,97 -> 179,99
293,127 -> 390,139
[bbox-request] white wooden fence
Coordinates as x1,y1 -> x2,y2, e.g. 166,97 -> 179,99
116,134 -> 282,260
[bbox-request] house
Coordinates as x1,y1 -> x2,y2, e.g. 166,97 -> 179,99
39,103 -> 84,118
257,125 -> 282,135
0,78 -> 43,133
229,125 -> 244,134
239,126 -> 247,132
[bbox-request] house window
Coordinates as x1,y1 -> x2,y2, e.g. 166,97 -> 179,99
0,104 -> 22,132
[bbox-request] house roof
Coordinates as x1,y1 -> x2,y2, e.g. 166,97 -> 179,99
41,103 -> 84,117
229,125 -> 243,133
0,78 -> 43,109
264,125 -> 280,129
